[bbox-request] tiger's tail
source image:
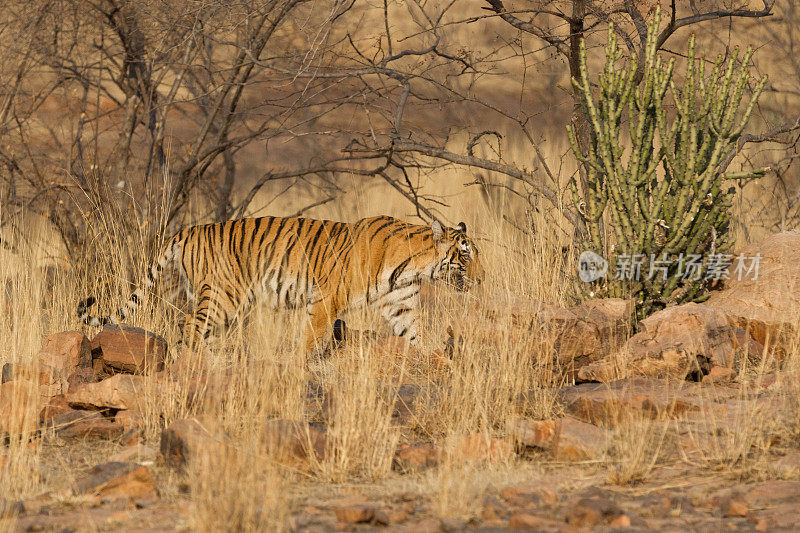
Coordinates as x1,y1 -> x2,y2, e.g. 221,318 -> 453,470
77,233 -> 183,327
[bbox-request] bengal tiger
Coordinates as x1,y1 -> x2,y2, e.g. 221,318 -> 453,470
77,215 -> 483,351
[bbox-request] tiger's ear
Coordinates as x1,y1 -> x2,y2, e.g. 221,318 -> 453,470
431,220 -> 444,241
456,222 -> 467,233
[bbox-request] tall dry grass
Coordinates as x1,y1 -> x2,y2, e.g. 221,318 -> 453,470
1,128 -> 800,527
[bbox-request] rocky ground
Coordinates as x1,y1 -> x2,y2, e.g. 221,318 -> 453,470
2,232 -> 800,532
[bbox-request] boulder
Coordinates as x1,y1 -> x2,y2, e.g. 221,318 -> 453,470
335,504 -> 376,524
48,410 -> 124,440
115,409 -> 146,432
39,394 -> 73,424
74,461 -> 156,500
707,231 -> 800,357
578,303 -> 737,381
509,416 -> 609,460
393,443 -> 439,472
565,496 -> 625,527
552,418 -> 610,461
449,434 -> 512,463
535,298 -> 634,379
507,418 -> 558,449
2,362 -> 67,399
561,378 -> 702,427
38,331 -> 91,373
508,513 -> 543,530
66,374 -> 150,411
262,419 -> 327,468
0,380 -> 40,436
91,324 -> 167,374
159,417 -> 227,470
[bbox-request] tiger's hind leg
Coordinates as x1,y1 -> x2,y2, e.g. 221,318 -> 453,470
182,282 -> 242,348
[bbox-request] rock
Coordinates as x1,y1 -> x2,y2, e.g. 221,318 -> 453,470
609,514 -> 631,527
109,444 -> 157,464
537,298 -> 634,378
262,419 -> 326,468
508,418 -> 558,449
0,380 -> 40,436
391,383 -> 422,424
703,366 -> 737,384
499,486 -> 557,507
714,491 -> 749,517
38,331 -> 91,373
74,461 -> 156,500
2,362 -> 68,399
565,496 -> 625,527
509,416 -> 609,460
508,513 -> 542,530
335,504 -> 375,524
39,394 -> 73,424
562,378 -> 702,427
115,410 -> 146,432
66,374 -> 150,411
393,443 -> 439,472
450,434 -> 512,463
706,231 -> 800,357
553,418 -> 609,461
49,410 -> 124,440
579,303 -> 737,382
92,324 -> 167,374
159,417 -> 227,470
480,497 -> 508,521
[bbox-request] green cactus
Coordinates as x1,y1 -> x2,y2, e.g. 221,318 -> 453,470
567,7 -> 768,318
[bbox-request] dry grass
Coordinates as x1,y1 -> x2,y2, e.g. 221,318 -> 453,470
1,89 -> 800,528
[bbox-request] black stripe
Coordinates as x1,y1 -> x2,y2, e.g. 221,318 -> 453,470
389,257 -> 411,291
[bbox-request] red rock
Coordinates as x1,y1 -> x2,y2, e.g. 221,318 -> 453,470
115,409 -> 146,432
450,434 -> 512,463
609,514 -> 631,527
109,444 -> 157,463
50,410 -> 124,440
65,374 -> 150,411
335,504 -> 375,523
563,378 -> 702,427
553,418 -> 609,461
262,419 -> 326,469
393,443 -> 439,472
38,331 -> 91,372
0,380 -> 40,436
74,461 -> 156,500
66,366 -> 97,391
508,513 -> 542,530
703,366 -> 737,384
565,497 -> 624,526
159,417 -> 227,470
92,324 -> 167,374
707,232 -> 800,358
579,304 -> 737,381
39,394 -> 73,424
497,485 -> 559,508
480,497 -> 508,521
508,418 -> 558,449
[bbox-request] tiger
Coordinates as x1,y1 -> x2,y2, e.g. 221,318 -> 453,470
77,215 -> 483,351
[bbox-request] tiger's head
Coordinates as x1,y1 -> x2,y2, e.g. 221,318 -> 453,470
430,220 -> 484,292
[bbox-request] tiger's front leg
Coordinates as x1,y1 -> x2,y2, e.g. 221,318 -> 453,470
379,286 -> 421,346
